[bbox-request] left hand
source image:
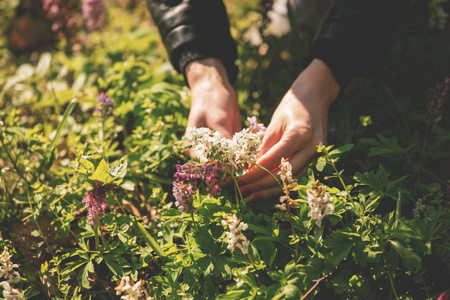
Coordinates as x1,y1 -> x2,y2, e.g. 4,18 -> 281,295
238,59 -> 340,200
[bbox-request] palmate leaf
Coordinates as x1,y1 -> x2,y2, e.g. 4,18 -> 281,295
389,240 -> 421,271
323,231 -> 360,267
79,260 -> 94,289
354,165 -> 408,200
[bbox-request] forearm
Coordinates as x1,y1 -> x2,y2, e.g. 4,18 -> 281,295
313,0 -> 409,88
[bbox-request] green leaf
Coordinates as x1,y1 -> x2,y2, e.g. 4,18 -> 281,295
79,260 -> 94,289
61,259 -> 88,276
315,157 -> 326,172
136,222 -> 168,263
323,232 -> 359,266
109,158 -> 128,183
90,159 -> 113,184
328,144 -> 354,159
284,260 -> 296,276
389,240 -> 421,270
104,256 -> 124,277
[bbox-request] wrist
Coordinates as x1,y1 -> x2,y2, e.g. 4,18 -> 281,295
185,58 -> 232,91
293,58 -> 341,108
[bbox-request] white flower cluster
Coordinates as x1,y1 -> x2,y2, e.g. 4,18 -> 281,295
185,122 -> 264,171
278,158 -> 298,193
115,276 -> 152,300
0,247 -> 22,300
222,214 -> 250,255
307,184 -> 335,227
0,281 -> 22,300
274,197 -> 288,211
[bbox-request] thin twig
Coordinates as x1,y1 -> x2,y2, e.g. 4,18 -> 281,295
300,272 -> 333,300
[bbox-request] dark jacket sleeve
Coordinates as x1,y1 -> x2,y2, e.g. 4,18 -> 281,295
146,0 -> 238,84
313,0 -> 409,88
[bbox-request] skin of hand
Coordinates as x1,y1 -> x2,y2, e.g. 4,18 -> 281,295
238,58 -> 341,201
184,57 -> 242,160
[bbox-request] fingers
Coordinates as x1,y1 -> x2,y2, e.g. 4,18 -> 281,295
239,146 -> 316,199
245,164 -> 310,201
239,125 -> 313,185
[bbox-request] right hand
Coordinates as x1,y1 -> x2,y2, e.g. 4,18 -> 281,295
184,58 -> 241,159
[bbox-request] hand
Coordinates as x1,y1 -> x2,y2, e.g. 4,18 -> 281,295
184,58 -> 241,159
238,59 -> 340,200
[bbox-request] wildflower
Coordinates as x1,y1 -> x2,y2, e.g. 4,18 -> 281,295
82,0 -> 106,31
278,158 -> 298,195
229,129 -> 264,170
0,281 -> 23,300
425,77 -> 450,127
202,161 -> 227,195
42,0 -> 61,18
115,276 -> 152,300
185,117 -> 265,171
275,196 -> 289,212
412,198 -> 432,222
172,181 -> 196,214
307,181 -> 335,227
172,161 -> 226,213
222,214 -> 250,254
94,93 -> 114,120
0,247 -> 20,284
82,181 -> 118,226
247,116 -> 266,136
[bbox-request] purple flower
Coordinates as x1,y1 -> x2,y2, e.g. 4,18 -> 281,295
202,161 -> 226,195
82,181 -> 118,225
426,77 -> 450,127
94,93 -> 114,120
247,116 -> 266,137
172,161 -> 225,213
172,181 -> 196,214
82,0 -> 106,32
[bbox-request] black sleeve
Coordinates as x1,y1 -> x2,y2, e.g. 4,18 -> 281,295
146,0 -> 238,84
313,0 -> 409,88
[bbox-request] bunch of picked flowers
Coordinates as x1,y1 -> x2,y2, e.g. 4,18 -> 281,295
173,117 -> 266,213
184,117 -> 265,172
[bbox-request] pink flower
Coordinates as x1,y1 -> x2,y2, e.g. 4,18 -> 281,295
94,93 -> 114,120
425,77 -> 450,127
438,292 -> 450,300
82,0 -> 106,31
82,181 -> 118,225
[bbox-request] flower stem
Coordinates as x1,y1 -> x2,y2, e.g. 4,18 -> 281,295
190,212 -> 197,230
383,253 -> 399,300
286,202 -> 299,258
95,215 -> 108,247
231,175 -> 242,209
254,163 -> 283,189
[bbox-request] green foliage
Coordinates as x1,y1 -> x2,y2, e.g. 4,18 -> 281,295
0,0 -> 449,299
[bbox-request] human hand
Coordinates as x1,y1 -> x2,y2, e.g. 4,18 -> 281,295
184,58 -> 241,160
238,59 -> 340,200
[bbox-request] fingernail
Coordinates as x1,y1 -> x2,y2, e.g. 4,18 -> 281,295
250,194 -> 262,202
236,179 -> 245,186
240,187 -> 252,197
